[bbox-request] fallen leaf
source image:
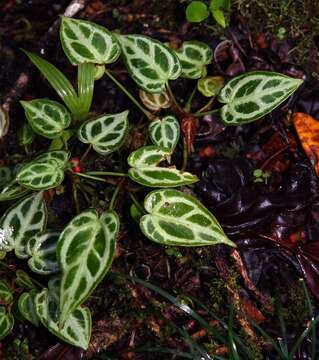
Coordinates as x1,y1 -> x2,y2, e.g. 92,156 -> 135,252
293,112 -> 319,176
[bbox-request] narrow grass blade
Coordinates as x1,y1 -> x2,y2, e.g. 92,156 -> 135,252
77,63 -> 95,120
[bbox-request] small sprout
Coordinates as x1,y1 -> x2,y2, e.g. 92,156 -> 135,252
186,1 -> 210,23
253,168 -> 270,183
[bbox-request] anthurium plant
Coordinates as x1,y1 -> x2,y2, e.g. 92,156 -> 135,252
0,16 -> 303,348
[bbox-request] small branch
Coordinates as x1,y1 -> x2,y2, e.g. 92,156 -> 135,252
194,108 -> 221,117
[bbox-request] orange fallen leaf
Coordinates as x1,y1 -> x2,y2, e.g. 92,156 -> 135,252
293,112 -> 319,176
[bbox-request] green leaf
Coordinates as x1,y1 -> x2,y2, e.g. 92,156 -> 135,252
0,281 -> 13,305
77,63 -> 95,120
35,288 -> 91,349
18,290 -> 39,326
0,307 -> 14,341
140,189 -> 235,247
0,192 -> 47,258
128,146 -> 197,187
78,111 -> 129,155
218,71 -> 304,125
60,16 -> 121,66
116,34 -> 181,93
0,167 -> 12,188
130,204 -> 143,223
186,1 -> 209,23
197,76 -> 224,97
211,8 -> 226,27
21,99 -> 72,139
0,182 -> 30,202
49,130 -> 74,151
34,150 -> 71,168
15,270 -> 37,290
174,41 -> 213,79
149,116 -> 180,153
27,231 -> 60,275
139,89 -> 171,112
17,159 -> 65,190
57,209 -> 119,323
23,50 -> 80,117
18,123 -> 35,146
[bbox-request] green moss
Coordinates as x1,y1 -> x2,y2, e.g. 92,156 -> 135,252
236,0 -> 319,77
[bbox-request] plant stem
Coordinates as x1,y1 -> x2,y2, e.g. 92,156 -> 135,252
80,144 -> 92,164
85,171 -> 127,177
104,69 -> 153,120
194,108 -> 221,117
72,172 -> 114,183
181,138 -> 188,172
184,85 -> 197,112
195,96 -> 215,115
166,82 -> 183,114
129,192 -> 145,214
109,183 -> 121,210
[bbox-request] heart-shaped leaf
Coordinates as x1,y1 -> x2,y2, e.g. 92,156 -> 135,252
78,111 -> 129,155
16,159 -> 65,190
0,307 -> 14,341
149,116 -> 180,153
34,150 -> 71,168
218,71 -> 303,125
60,17 -> 120,66
18,290 -> 39,326
35,288 -> 91,349
0,192 -> 47,258
0,281 -> 13,305
197,76 -> 224,97
140,189 -> 235,247
57,209 -> 119,323
20,99 -> 71,139
0,182 -> 30,202
139,89 -> 171,111
27,231 -> 59,275
174,41 -> 213,79
116,34 -> 181,93
128,146 -> 197,187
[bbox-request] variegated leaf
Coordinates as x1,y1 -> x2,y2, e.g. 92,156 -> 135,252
0,182 -> 30,202
27,231 -> 59,275
140,189 -> 235,247
149,116 -> 180,153
60,17 -> 120,66
218,71 -> 303,125
35,288 -> 91,349
116,34 -> 181,93
16,159 -> 65,190
139,89 -> 171,112
34,150 -> 71,168
78,111 -> 129,155
57,209 -> 119,323
128,146 -> 197,187
18,123 -> 35,146
20,99 -> 71,139
0,307 -> 14,341
0,281 -> 13,305
174,41 -> 213,79
0,192 -> 47,258
197,76 -> 224,97
18,290 -> 39,326
15,270 -> 37,290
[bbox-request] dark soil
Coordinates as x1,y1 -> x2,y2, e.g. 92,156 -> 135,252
1,1 -> 319,359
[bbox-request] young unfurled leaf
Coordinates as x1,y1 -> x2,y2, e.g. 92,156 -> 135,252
27,231 -> 60,275
18,290 -> 39,326
149,116 -> 180,153
0,307 -> 14,341
128,146 -> 197,187
139,89 -> 171,112
218,71 -> 303,125
140,189 -> 235,247
0,182 -> 30,202
60,17 -> 120,66
0,192 -> 47,258
0,281 -> 13,305
186,1 -> 209,23
21,99 -> 71,139
174,41 -> 213,79
197,76 -> 224,97
78,111 -> 129,155
18,123 -> 35,146
209,0 -> 231,28
35,288 -> 91,349
34,150 -> 71,168
17,159 -> 65,190
57,209 -> 119,323
116,34 -> 181,93
293,112 -> 319,176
